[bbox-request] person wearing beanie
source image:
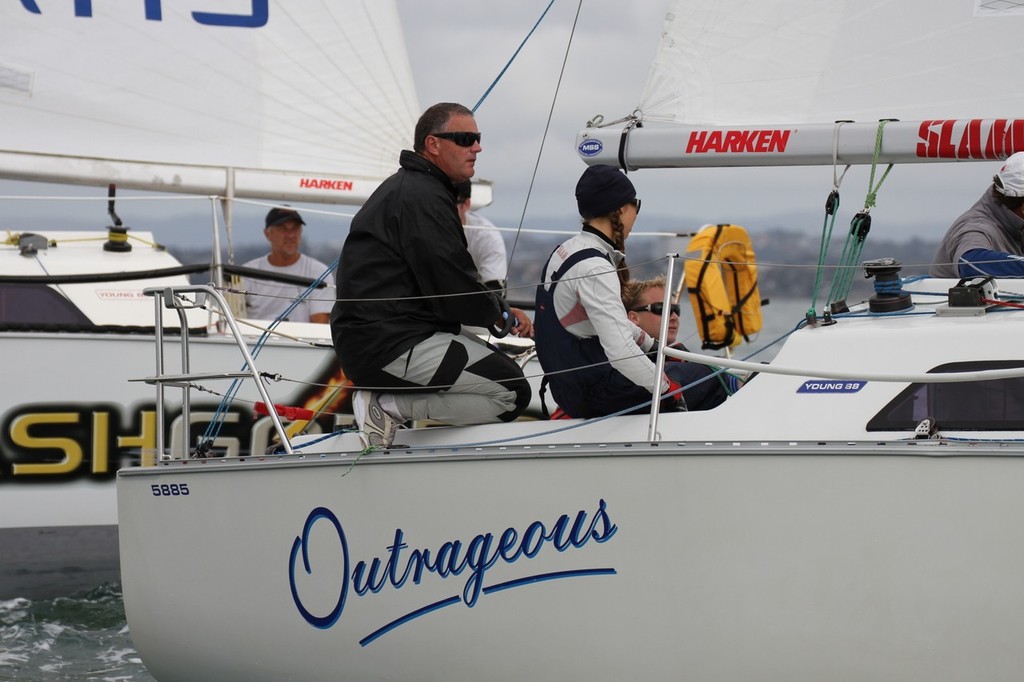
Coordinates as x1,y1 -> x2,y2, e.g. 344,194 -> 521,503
931,151 -> 1024,277
241,206 -> 335,323
533,164 -> 720,419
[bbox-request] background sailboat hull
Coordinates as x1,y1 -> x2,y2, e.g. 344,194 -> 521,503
0,330 -> 344,599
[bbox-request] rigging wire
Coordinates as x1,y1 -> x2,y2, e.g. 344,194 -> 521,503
471,0 -> 556,115
472,0 -> 585,292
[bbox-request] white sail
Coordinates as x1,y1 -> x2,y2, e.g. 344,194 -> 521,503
578,0 -> 1024,168
0,1 -> 421,203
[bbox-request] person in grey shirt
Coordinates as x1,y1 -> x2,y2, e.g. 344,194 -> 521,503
931,152 -> 1024,278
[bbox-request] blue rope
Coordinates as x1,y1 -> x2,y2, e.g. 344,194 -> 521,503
870,274 -> 934,297
198,257 -> 339,451
288,371 -> 720,453
471,0 -> 556,113
287,322 -> 810,455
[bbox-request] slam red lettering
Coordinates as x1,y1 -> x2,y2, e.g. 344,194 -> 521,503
917,119 -> 1024,159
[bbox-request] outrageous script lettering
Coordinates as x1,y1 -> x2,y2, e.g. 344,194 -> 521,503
288,499 -> 618,640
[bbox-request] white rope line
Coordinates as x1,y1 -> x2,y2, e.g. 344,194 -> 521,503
227,197 -> 359,220
0,192 -> 1002,275
665,346 -> 1024,383
0,191 -> 837,243
0,194 -> 215,201
201,305 -> 331,346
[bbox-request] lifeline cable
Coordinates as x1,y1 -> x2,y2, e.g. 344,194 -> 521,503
470,0 -> 555,114
477,0 -> 584,309
286,322 -> 807,456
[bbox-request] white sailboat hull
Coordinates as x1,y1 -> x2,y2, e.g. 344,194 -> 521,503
118,443 -> 1024,682
117,277 -> 1024,679
107,0 -> 1024,674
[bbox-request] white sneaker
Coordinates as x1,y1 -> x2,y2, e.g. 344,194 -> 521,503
352,390 -> 399,449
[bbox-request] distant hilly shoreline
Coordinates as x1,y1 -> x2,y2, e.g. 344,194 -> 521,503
172,228 -> 940,305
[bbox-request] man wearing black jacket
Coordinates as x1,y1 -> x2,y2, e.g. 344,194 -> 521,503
331,102 -> 531,449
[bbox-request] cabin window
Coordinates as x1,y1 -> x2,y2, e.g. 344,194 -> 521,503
867,361 -> 1024,431
0,283 -> 92,326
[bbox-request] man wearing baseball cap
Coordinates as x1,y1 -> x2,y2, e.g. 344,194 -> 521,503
931,152 -> 1024,277
241,206 -> 335,322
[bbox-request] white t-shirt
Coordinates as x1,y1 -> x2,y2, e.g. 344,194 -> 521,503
241,253 -> 336,322
464,211 -> 507,285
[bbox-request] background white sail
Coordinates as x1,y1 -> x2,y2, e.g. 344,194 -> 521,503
639,0 -> 1024,125
579,0 -> 1024,169
0,0 -> 421,203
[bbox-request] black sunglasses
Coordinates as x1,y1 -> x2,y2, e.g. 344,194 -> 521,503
631,198 -> 642,215
431,131 -> 482,147
631,302 -> 679,316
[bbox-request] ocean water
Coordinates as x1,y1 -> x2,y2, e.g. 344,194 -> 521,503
1,298 -> 814,682
0,583 -> 153,681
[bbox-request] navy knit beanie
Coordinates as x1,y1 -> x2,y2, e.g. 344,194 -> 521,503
265,206 -> 305,228
575,164 -> 636,219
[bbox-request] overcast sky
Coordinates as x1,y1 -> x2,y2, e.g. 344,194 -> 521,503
0,0 -> 1002,252
401,0 -> 1001,243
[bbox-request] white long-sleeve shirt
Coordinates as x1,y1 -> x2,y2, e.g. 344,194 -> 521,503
541,229 -> 666,394
464,211 -> 507,285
